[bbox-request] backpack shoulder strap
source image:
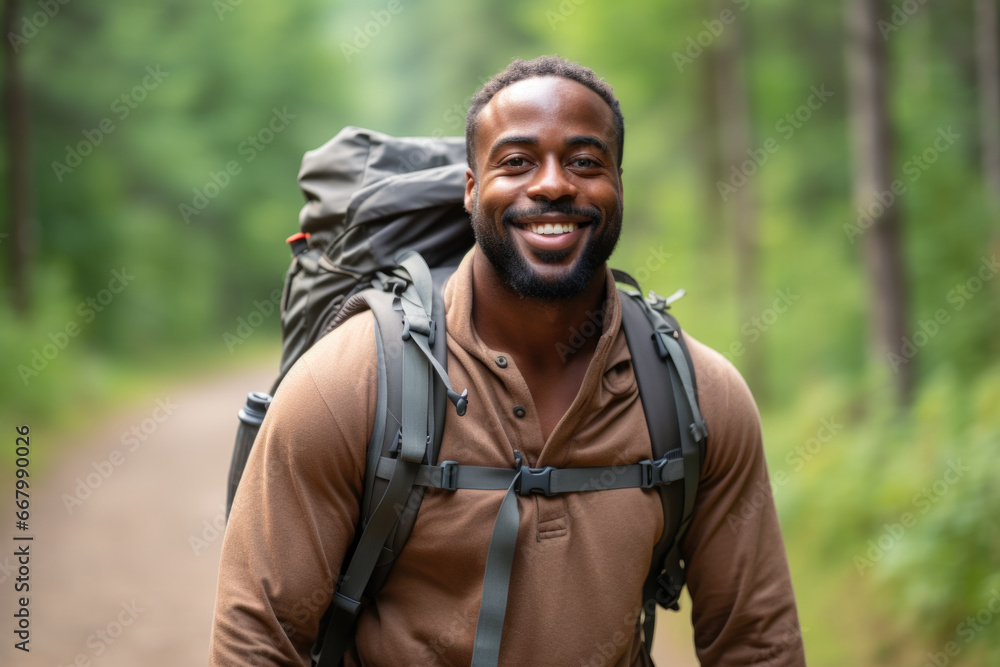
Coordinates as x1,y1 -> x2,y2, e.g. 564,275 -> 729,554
615,270 -> 707,657
313,252 -> 461,667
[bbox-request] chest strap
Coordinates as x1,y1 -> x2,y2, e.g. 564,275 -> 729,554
373,450 -> 685,495
369,449 -> 686,666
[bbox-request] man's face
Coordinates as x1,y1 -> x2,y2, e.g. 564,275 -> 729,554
465,76 -> 623,300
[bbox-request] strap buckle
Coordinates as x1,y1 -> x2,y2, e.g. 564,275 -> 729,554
639,458 -> 668,489
401,314 -> 436,346
440,460 -> 459,492
379,275 -> 408,296
655,572 -> 683,612
516,465 -> 556,497
332,590 -> 362,616
689,419 -> 708,442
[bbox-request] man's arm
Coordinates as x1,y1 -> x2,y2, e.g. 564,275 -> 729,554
681,336 -> 806,666
210,313 -> 378,666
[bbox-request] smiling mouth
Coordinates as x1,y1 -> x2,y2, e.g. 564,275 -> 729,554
515,221 -> 588,235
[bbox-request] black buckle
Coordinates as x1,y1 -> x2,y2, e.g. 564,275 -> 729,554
401,314 -> 436,345
655,573 -> 682,611
640,458 -> 668,489
517,465 -> 556,497
440,461 -> 459,492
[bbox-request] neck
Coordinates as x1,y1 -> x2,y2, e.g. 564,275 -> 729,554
470,247 -> 608,371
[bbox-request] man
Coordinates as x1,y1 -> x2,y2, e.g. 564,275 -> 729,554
211,56 -> 805,666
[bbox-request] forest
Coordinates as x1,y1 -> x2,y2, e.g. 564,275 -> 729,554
2,0 -> 999,664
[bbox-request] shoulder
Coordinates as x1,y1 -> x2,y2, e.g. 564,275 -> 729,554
261,310 -> 379,475
681,332 -> 763,483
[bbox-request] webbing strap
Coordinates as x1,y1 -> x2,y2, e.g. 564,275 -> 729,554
658,332 -> 707,445
373,453 -> 686,494
318,454 -> 420,665
469,471 -> 522,666
668,361 -> 701,526
372,452 -> 686,665
318,309 -> 431,665
395,262 -> 468,417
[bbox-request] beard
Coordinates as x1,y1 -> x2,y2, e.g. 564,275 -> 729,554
470,194 -> 623,300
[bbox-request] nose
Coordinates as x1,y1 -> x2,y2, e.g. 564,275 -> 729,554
525,156 -> 578,202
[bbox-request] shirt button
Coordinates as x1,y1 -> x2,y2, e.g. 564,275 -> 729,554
496,356 -> 508,368
513,405 -> 526,418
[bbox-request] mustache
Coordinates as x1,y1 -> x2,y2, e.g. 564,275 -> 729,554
500,201 -> 602,228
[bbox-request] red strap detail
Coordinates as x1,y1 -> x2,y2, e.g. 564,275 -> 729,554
285,232 -> 310,244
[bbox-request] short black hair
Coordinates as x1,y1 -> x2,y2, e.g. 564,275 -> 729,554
465,55 -> 625,172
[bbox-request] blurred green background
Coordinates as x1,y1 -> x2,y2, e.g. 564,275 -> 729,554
2,0 -> 999,664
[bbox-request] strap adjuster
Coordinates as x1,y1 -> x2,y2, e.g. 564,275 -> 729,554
332,591 -> 362,616
516,465 -> 556,497
401,314 -> 436,346
689,419 -> 708,442
640,458 -> 668,489
440,460 -> 459,492
655,572 -> 683,611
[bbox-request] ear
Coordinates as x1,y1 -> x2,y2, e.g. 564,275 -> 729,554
464,167 -> 476,214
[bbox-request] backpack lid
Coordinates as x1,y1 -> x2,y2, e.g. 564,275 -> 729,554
297,127 -> 473,275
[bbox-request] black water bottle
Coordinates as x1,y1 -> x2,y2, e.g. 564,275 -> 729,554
226,391 -> 272,519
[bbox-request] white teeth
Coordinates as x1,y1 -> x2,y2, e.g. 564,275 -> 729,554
528,222 -> 578,235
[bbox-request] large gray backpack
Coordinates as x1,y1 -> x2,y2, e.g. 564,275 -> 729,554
225,127 -> 708,666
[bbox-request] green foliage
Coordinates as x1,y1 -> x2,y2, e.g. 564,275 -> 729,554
0,0 -> 996,660
768,367 -> 1000,665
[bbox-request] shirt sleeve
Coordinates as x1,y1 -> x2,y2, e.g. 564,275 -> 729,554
680,337 -> 806,666
210,312 -> 378,666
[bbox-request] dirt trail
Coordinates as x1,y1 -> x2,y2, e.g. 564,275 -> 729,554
0,364 -> 698,666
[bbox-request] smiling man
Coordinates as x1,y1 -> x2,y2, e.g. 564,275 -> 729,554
212,56 -> 804,666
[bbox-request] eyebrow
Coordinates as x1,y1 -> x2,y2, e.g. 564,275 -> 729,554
487,134 -> 612,159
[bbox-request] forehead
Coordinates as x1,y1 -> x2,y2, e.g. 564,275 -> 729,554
475,76 -> 617,155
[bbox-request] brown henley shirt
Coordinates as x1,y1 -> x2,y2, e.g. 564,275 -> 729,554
210,249 -> 805,666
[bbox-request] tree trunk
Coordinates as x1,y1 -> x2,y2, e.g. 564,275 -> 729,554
714,9 -> 764,394
975,0 -> 1000,244
3,0 -> 32,317
846,0 -> 914,405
